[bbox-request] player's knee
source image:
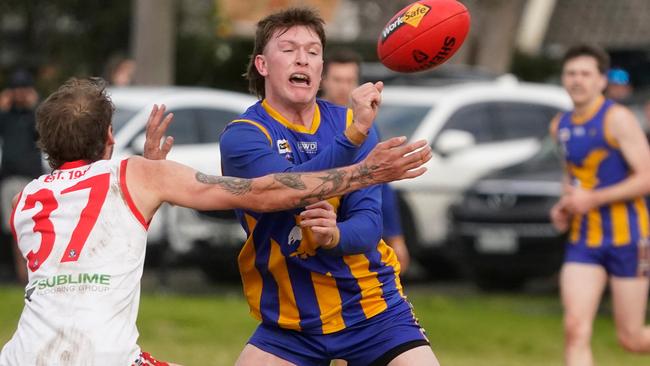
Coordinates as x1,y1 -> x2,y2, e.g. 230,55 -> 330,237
616,328 -> 645,353
564,315 -> 592,344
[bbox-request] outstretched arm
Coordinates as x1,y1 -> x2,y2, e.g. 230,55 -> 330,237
126,137 -> 431,221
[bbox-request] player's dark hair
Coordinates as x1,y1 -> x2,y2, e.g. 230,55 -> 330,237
561,44 -> 610,74
246,7 -> 326,99
36,77 -> 114,169
324,49 -> 362,76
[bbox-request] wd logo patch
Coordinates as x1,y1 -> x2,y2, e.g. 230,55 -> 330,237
297,141 -> 318,154
381,3 -> 431,43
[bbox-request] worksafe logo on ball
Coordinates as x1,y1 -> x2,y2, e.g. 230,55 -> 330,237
381,3 -> 431,43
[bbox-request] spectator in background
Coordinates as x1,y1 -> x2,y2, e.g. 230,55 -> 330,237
104,54 -> 136,86
605,67 -> 633,105
0,69 -> 43,284
321,48 -> 411,273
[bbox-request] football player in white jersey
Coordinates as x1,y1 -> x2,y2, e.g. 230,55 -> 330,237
0,78 -> 430,366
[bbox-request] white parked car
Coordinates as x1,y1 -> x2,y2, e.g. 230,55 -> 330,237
374,78 -> 572,277
108,87 -> 255,278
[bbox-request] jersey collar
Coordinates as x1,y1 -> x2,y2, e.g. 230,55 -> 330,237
59,160 -> 91,170
571,95 -> 605,124
262,99 -> 321,134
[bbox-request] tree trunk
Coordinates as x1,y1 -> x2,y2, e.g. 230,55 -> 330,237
132,0 -> 176,85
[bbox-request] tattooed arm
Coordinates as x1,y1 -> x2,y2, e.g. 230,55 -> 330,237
124,137 -> 431,221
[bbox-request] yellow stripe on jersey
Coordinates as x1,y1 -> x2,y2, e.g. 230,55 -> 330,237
586,209 -> 603,247
239,214 -> 263,321
611,202 -> 631,246
230,119 -> 273,146
262,99 -> 321,134
570,215 -> 582,244
635,197 -> 650,238
268,239 -> 301,330
377,240 -> 405,297
343,254 -> 387,319
568,149 -> 609,189
311,271 -> 345,333
603,108 -> 621,149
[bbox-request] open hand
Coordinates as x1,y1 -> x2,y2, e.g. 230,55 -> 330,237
361,137 -> 432,184
143,104 -> 174,160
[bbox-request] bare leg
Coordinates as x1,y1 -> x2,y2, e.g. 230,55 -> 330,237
610,275 -> 650,353
560,263 -> 607,366
236,344 -> 297,366
387,345 -> 439,366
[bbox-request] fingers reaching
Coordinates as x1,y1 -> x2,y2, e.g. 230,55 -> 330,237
144,104 -> 175,160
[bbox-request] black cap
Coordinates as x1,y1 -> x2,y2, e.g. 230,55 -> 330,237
8,69 -> 34,88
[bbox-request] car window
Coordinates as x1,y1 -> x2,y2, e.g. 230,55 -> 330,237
437,103 -> 493,144
112,107 -> 137,132
165,109 -> 200,145
374,104 -> 431,140
492,102 -> 560,140
196,108 -> 241,143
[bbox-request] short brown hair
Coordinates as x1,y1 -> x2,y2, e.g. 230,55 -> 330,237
246,8 -> 326,99
562,44 -> 610,74
36,77 -> 114,169
324,49 -> 362,77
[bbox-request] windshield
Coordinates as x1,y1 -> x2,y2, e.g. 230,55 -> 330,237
525,135 -> 563,169
112,107 -> 138,132
374,104 -> 431,139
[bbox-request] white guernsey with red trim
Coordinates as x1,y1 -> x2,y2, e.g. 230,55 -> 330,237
0,158 -> 148,366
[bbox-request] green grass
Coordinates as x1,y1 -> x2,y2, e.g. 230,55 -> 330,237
1,285 -> 648,365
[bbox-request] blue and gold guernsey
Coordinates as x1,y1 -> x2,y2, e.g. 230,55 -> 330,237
557,97 -> 650,249
220,99 -> 405,335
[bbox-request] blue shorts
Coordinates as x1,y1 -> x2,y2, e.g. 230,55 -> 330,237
564,239 -> 650,277
248,299 -> 430,366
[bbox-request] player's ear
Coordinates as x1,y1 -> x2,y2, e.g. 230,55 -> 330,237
255,55 -> 269,77
107,125 -> 115,146
598,73 -> 608,92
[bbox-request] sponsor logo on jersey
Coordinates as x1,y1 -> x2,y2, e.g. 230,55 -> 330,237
25,282 -> 37,302
559,128 -> 571,142
277,139 -> 292,154
287,224 -> 317,259
36,273 -> 111,289
381,3 -> 431,43
297,141 -> 318,154
277,139 -> 295,163
33,273 -> 112,295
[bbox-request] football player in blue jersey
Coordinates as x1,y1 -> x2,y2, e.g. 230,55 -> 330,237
550,44 -> 650,366
219,8 -> 438,366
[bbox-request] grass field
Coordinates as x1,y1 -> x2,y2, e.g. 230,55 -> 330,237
1,284 -> 648,366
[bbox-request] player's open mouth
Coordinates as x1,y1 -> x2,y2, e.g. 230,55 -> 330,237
289,73 -> 311,86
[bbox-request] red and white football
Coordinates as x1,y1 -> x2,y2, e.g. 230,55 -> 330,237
377,0 -> 471,73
